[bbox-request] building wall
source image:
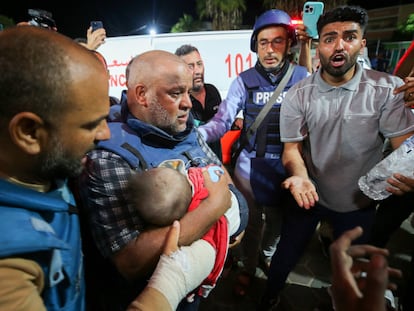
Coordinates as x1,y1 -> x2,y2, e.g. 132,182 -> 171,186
365,3 -> 414,72
366,3 -> 414,42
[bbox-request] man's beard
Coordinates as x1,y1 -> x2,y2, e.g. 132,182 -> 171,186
263,59 -> 285,74
148,97 -> 184,135
38,135 -> 85,180
192,79 -> 204,92
320,53 -> 359,77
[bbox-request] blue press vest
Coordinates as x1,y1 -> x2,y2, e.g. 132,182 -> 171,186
239,64 -> 308,156
0,179 -> 85,311
100,109 -> 211,170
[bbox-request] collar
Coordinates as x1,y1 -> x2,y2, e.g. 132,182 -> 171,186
126,113 -> 195,148
6,176 -> 51,192
0,178 -> 75,212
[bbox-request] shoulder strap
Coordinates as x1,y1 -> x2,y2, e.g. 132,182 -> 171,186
247,63 -> 294,138
232,63 -> 295,160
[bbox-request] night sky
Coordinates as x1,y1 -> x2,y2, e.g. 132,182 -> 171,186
1,0 -> 197,38
1,0 -> 412,39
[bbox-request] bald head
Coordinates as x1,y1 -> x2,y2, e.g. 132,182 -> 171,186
127,50 -> 190,87
0,26 -> 107,127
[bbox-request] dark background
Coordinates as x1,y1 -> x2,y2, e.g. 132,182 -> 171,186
1,0 -> 412,39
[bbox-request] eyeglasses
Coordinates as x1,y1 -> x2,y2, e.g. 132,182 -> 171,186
258,38 -> 286,50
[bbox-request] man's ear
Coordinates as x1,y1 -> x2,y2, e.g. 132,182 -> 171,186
132,84 -> 148,107
8,112 -> 48,155
360,38 -> 367,53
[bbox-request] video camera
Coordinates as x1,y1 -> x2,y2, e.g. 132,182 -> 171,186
28,9 -> 56,30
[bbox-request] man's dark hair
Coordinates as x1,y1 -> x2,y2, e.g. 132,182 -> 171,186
0,26 -> 99,129
317,6 -> 369,36
175,44 -> 199,57
0,27 -> 68,125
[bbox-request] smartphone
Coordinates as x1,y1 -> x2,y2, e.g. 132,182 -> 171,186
303,1 -> 324,39
91,21 -> 103,32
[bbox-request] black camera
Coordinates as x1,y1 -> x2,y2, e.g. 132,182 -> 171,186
28,9 -> 56,29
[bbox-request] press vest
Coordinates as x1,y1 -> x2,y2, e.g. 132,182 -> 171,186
239,64 -> 307,157
0,179 -> 85,311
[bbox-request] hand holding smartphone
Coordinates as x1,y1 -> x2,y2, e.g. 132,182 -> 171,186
90,21 -> 103,32
303,1 -> 324,39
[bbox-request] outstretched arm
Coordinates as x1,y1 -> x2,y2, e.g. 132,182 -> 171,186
281,141 -> 318,209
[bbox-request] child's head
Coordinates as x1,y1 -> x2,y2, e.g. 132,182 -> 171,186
127,167 -> 192,227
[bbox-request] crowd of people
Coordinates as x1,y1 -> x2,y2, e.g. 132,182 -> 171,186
1,4 -> 414,311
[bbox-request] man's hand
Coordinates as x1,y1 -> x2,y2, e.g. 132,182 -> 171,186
86,26 -> 106,50
386,173 -> 414,196
329,227 -> 402,311
281,176 -> 318,209
296,24 -> 312,45
394,76 -> 414,107
202,165 -> 231,211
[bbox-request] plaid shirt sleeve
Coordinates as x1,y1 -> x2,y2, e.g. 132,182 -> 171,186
78,149 -> 144,258
195,128 -> 222,166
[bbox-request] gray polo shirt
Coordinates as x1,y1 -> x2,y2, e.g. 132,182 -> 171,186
280,64 -> 414,212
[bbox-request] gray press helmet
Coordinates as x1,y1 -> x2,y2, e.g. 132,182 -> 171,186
250,9 -> 297,52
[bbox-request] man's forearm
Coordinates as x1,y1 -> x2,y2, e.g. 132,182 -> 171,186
282,150 -> 309,178
112,227 -> 169,280
179,195 -> 227,245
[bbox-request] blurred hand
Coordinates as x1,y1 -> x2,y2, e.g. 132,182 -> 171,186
394,76 -> 414,107
229,231 -> 244,248
329,227 -> 402,311
386,173 -> 414,196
